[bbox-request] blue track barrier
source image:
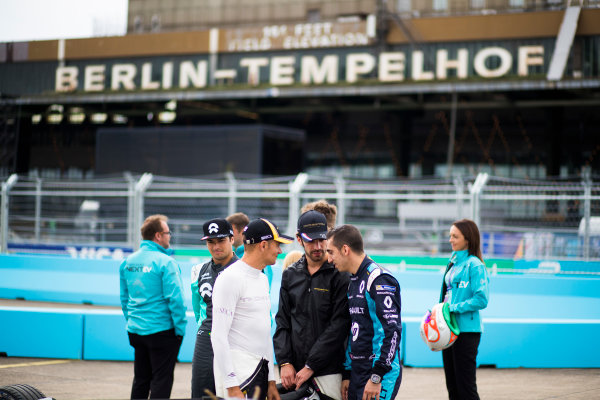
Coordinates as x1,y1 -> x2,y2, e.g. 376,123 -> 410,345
1,254 -> 599,367
0,307 -> 84,359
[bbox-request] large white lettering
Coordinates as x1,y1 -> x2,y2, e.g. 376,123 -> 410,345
473,47 -> 512,78
241,57 -> 269,86
270,56 -> 295,85
436,49 -> 468,79
346,53 -> 375,83
518,46 -> 544,77
141,62 -> 160,90
379,52 -> 405,82
301,55 -> 338,84
55,66 -> 78,92
179,61 -> 207,88
412,51 -> 435,81
111,64 -> 136,90
84,65 -> 105,91
52,44 -> 546,93
162,62 -> 173,89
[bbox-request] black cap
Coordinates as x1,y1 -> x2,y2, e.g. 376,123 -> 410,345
297,210 -> 328,242
243,218 -> 294,245
201,218 -> 233,240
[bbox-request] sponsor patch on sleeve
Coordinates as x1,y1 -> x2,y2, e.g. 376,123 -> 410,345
375,284 -> 396,292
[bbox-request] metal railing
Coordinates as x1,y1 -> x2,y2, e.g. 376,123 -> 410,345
1,171 -> 599,268
396,0 -> 599,17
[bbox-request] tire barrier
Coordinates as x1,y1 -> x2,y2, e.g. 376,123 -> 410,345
0,384 -> 50,400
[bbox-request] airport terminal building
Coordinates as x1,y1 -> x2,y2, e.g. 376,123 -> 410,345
1,0 -> 599,179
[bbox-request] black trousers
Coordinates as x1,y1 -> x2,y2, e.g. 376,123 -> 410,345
442,332 -> 481,400
239,358 -> 269,400
191,330 -> 214,399
128,329 -> 182,399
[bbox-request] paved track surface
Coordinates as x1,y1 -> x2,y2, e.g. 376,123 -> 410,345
1,357 -> 599,400
1,300 -> 599,399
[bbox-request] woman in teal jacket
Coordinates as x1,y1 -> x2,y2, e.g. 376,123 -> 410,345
439,219 -> 489,400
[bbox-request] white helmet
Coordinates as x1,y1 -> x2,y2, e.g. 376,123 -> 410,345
420,303 -> 460,352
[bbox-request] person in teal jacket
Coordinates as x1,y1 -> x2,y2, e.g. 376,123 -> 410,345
120,214 -> 187,400
439,219 -> 489,400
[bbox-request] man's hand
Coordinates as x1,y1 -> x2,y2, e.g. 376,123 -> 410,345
227,386 -> 245,399
267,380 -> 281,400
361,380 -> 381,400
341,379 -> 350,400
280,364 -> 297,390
294,366 -> 314,388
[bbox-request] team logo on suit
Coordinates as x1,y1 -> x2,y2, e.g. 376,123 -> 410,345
384,296 -> 393,309
200,282 -> 213,297
351,322 -> 360,341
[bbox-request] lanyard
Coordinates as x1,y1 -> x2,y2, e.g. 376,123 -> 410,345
448,263 -> 457,287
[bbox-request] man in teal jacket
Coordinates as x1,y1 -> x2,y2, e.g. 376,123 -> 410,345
120,214 -> 187,399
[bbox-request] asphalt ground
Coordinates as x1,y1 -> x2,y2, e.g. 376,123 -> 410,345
1,301 -> 599,399
1,357 -> 599,400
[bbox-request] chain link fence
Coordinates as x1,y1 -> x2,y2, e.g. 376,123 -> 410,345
2,171 -> 599,272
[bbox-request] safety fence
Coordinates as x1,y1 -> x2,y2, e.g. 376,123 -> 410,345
1,171 -> 599,273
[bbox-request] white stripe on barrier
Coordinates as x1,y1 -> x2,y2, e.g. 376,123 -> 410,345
0,306 -> 196,318
403,316 -> 600,324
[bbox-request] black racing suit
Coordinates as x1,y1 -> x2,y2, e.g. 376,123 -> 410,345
190,254 -> 238,399
274,255 -> 351,386
345,256 -> 402,400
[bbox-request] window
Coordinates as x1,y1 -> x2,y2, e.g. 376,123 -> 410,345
433,0 -> 448,12
397,0 -> 412,13
307,9 -> 321,22
151,14 -> 161,32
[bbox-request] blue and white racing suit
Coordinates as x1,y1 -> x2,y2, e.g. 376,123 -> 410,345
344,256 -> 402,400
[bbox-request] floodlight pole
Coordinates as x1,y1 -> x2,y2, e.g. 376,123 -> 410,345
125,172 -> 135,247
335,172 -> 346,226
469,172 -> 489,228
133,173 -> 153,250
582,168 -> 591,261
287,173 -> 308,238
225,172 -> 237,217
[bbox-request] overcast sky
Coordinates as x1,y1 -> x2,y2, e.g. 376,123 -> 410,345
0,0 -> 128,42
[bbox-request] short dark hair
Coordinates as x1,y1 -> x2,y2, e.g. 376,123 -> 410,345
141,214 -> 168,241
452,219 -> 483,262
226,212 -> 250,230
326,224 -> 363,254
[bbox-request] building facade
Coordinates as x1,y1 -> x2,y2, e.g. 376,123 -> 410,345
0,1 -> 599,179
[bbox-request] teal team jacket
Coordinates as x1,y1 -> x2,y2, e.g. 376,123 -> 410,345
119,240 -> 187,337
439,249 -> 489,333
